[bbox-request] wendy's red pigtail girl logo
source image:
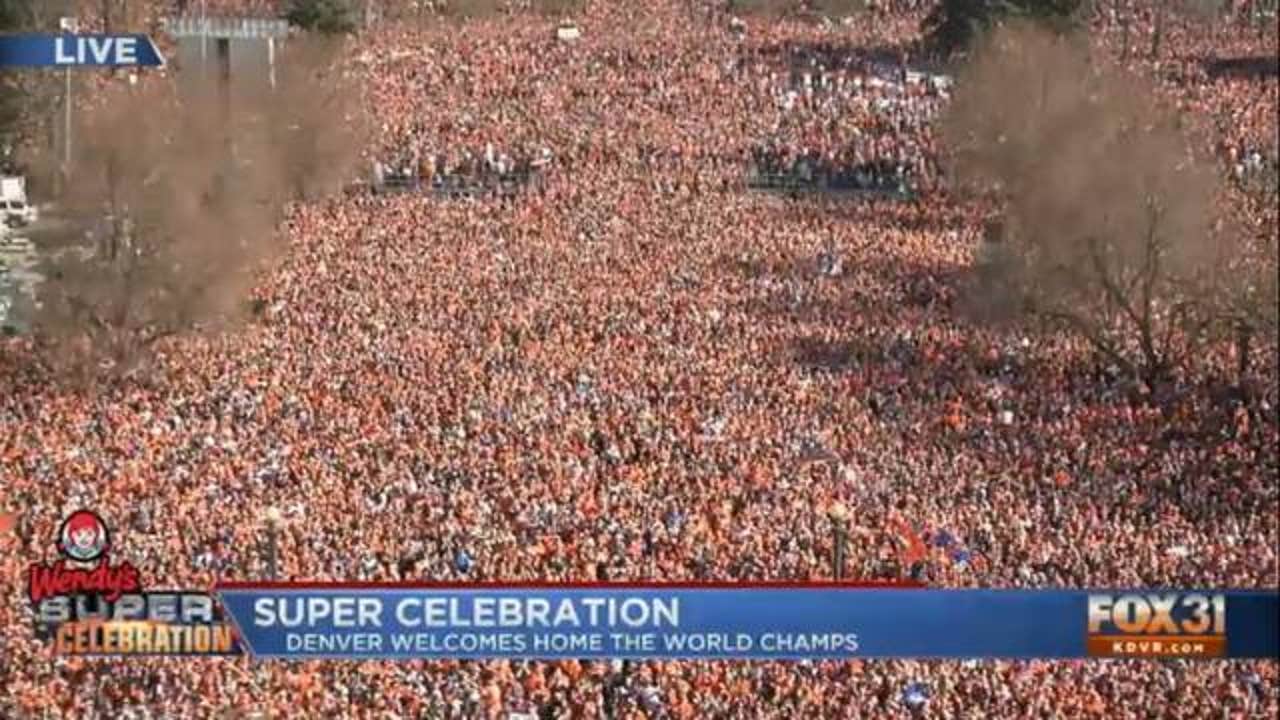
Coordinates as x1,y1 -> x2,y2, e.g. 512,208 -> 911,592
58,510 -> 110,563
28,510 -> 140,606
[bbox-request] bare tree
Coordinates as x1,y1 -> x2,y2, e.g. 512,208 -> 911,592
1214,201 -> 1280,381
30,42 -> 368,377
1108,0 -> 1132,61
0,1 -> 77,166
437,0 -> 508,19
808,0 -> 866,17
726,0 -> 792,16
947,25 -> 1244,389
258,37 -> 369,202
533,0 -> 585,16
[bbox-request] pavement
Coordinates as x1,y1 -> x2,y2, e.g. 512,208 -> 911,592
0,208 -> 98,330
0,229 -> 46,331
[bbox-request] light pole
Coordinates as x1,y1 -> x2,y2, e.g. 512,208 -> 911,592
267,35 -> 276,90
59,17 -> 77,185
828,502 -> 850,581
264,506 -> 282,580
201,0 -> 208,72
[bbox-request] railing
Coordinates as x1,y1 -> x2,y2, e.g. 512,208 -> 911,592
370,171 -> 542,199
162,17 -> 290,39
747,171 -> 916,200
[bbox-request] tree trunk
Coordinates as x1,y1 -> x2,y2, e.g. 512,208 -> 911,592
1236,321 -> 1253,381
106,150 -> 120,262
1150,3 -> 1165,59
1117,0 -> 1130,62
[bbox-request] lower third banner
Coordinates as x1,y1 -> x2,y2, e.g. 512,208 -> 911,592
215,584 -> 1280,661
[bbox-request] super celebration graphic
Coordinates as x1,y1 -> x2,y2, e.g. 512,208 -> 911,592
19,510 -> 1279,661
27,509 -> 239,656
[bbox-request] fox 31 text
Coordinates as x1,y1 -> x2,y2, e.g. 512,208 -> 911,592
1086,593 -> 1226,658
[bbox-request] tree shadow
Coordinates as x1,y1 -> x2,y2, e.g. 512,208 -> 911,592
792,335 -> 865,372
1203,55 -> 1280,80
731,244 -> 1275,528
807,194 -> 977,236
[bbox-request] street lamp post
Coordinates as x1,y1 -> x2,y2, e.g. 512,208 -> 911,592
828,502 -> 850,581
201,0 -> 208,72
59,17 -> 78,187
264,506 -> 282,580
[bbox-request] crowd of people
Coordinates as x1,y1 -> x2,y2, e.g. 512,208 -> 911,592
742,41 -> 947,197
748,149 -> 914,195
372,143 -> 552,199
1,1 -> 1277,718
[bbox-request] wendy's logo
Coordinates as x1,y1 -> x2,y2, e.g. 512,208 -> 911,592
58,509 -> 110,563
28,509 -> 141,606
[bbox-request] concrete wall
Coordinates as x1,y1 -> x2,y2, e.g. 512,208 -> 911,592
173,35 -> 276,98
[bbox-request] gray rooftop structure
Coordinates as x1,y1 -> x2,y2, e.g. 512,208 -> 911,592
162,16 -> 290,40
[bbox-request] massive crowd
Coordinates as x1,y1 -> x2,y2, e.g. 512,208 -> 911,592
2,1 -> 1278,718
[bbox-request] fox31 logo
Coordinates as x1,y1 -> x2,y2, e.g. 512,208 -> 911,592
1087,593 -> 1226,658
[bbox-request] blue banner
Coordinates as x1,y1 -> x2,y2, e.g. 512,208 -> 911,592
216,585 -> 1280,661
0,34 -> 165,68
